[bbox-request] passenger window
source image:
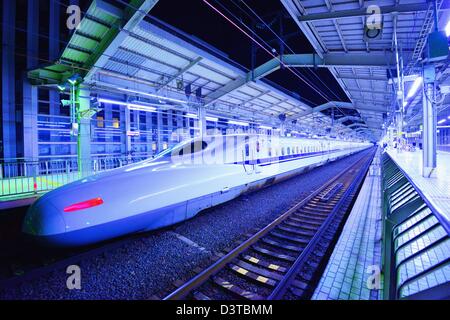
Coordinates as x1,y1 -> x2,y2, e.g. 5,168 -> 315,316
245,136 -> 250,157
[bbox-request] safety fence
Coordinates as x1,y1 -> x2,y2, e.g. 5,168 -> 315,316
381,153 -> 450,299
0,156 -> 148,200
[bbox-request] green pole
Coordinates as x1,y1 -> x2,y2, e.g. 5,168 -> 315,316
76,87 -> 92,178
75,86 -> 82,179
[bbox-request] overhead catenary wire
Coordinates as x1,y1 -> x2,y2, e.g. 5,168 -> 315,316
217,0 -> 359,130
212,0 -> 338,104
233,0 -> 343,102
1,1 -> 296,116
201,0 -> 333,104
208,0 -> 359,131
68,0 -> 320,115
113,0 -> 351,123
212,0 -> 331,104
4,0 -> 338,128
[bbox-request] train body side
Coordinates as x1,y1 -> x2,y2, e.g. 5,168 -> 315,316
22,135 -> 372,246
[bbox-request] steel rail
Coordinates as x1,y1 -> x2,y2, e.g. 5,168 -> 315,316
164,148 -> 376,300
268,151 -> 374,299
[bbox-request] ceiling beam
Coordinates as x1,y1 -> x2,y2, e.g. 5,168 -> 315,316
354,104 -> 388,112
84,0 -> 160,82
205,53 -> 395,106
336,115 -> 362,123
346,89 -> 392,95
297,3 -> 439,22
337,74 -> 388,81
156,57 -> 202,93
347,123 -> 368,129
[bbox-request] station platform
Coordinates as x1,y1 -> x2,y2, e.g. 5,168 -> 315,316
313,151 -> 383,300
386,149 -> 450,222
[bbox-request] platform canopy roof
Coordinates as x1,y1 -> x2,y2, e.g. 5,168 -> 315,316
281,0 -> 449,139
27,0 -> 365,138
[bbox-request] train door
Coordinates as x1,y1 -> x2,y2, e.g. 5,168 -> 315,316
242,136 -> 260,174
253,137 -> 262,173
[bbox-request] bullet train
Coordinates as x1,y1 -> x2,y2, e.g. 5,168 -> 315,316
22,134 -> 371,246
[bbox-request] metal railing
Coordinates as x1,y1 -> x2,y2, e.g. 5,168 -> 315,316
0,156 -> 149,200
381,152 -> 450,300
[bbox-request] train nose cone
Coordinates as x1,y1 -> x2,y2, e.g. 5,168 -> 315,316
22,198 -> 66,237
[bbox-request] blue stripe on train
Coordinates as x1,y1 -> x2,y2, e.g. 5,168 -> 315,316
231,149 -> 341,166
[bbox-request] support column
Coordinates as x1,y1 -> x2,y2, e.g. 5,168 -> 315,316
104,103 -> 113,155
422,65 -> 437,178
124,106 -> 132,158
176,111 -> 184,142
49,0 -> 61,157
167,110 -> 173,147
198,107 -> 206,139
2,2 -> 16,159
146,111 -> 153,156
23,0 -> 39,160
76,88 -> 92,176
279,123 -> 286,137
157,111 -> 163,152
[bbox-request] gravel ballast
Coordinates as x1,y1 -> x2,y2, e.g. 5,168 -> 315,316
0,150 -> 370,300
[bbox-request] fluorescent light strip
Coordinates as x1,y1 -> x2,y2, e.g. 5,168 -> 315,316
259,125 -> 273,130
120,88 -> 187,104
206,116 -> 219,122
128,105 -> 156,112
98,98 -> 156,112
185,113 -> 198,119
406,76 -> 423,99
438,119 -> 447,124
98,98 -> 128,106
228,120 -> 249,126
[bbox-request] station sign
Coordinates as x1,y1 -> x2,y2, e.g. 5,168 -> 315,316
127,131 -> 141,137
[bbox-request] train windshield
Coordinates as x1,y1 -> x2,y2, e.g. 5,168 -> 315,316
153,139 -> 208,161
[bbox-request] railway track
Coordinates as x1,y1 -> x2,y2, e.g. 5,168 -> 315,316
164,148 -> 375,300
0,148 -> 374,295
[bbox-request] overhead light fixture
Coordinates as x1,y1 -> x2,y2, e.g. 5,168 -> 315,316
446,20 -> 450,37
67,74 -> 82,86
259,125 -> 273,130
186,113 -> 198,119
406,76 -> 423,99
206,116 -> 219,122
438,118 -> 447,124
119,88 -> 188,105
228,120 -> 249,126
98,98 -> 128,106
98,98 -> 156,112
127,104 -> 156,112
